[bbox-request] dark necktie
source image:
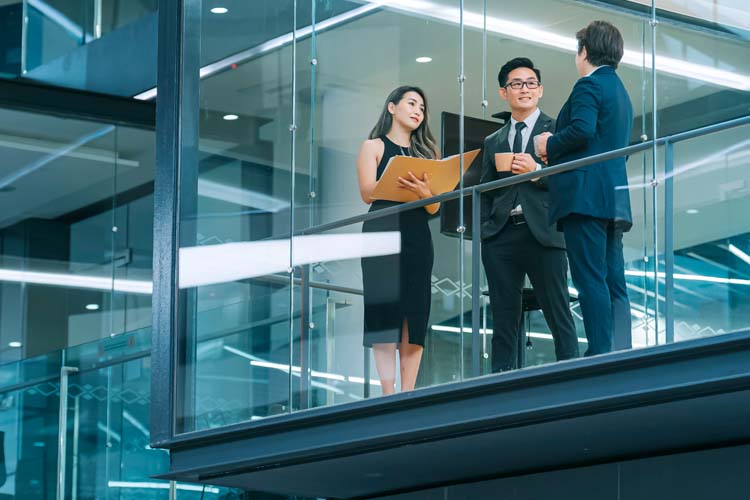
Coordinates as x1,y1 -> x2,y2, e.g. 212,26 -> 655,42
509,121 -> 527,214
512,121 -> 527,153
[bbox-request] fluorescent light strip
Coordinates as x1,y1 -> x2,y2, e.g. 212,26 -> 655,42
0,125 -> 116,191
122,410 -> 150,438
0,268 -> 153,294
625,269 -> 750,285
431,325 -> 589,343
223,345 -> 377,385
198,178 -> 290,212
432,324 -> 654,348
728,244 -> 750,265
97,422 -> 121,443
107,481 -> 219,493
0,133 -> 138,168
374,0 -> 750,91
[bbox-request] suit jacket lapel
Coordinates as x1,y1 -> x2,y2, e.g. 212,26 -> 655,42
495,122 -> 511,153
525,113 -> 554,154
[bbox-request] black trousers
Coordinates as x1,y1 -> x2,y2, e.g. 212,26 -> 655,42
561,214 -> 632,356
481,221 -> 579,372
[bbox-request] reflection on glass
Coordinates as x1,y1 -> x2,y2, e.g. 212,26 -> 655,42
667,126 -> 750,339
0,333 -> 238,499
0,109 -> 155,366
176,0 -> 747,433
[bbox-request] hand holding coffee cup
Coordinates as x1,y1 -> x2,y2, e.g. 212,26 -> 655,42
511,153 -> 537,174
494,152 -> 514,172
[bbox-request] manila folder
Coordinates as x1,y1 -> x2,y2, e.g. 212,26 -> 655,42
370,149 -> 481,203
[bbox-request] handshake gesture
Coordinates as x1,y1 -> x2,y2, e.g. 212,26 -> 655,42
533,132 -> 552,164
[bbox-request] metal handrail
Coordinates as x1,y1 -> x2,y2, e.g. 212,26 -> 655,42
296,115 -> 750,236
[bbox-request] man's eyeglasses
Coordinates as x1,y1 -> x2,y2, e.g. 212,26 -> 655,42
505,80 -> 541,90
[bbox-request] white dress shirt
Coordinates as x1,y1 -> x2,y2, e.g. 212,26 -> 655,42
507,108 -> 542,215
508,107 -> 540,153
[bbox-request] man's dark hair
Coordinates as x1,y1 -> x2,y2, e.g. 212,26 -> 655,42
576,20 -> 624,68
497,57 -> 541,88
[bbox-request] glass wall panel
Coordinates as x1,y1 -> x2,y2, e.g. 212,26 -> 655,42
173,0 -> 747,436
0,108 -> 155,365
177,0 -> 301,433
653,7 -> 749,133
293,0 -> 467,395
652,6 -> 750,342
0,376 -> 60,497
0,332 -> 238,499
667,125 -> 750,339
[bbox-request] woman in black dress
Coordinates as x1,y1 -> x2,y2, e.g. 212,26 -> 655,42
357,86 -> 440,395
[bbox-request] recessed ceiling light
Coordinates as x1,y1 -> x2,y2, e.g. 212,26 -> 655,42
8,341 -> 22,348
210,7 -> 228,14
86,303 -> 100,311
223,114 -> 239,121
415,56 -> 432,63
686,209 -> 699,214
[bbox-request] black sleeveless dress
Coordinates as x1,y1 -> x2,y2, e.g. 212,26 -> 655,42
361,136 -> 434,347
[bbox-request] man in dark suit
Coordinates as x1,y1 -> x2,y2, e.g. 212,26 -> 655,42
480,57 -> 579,373
535,21 -> 633,356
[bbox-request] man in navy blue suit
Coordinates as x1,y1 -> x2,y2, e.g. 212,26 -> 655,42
535,20 -> 633,356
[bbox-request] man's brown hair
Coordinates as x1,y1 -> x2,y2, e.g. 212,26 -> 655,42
576,20 -> 624,69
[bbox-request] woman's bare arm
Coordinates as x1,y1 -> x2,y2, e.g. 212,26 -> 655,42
356,139 -> 383,204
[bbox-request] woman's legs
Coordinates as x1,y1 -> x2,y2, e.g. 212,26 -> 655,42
372,319 -> 424,395
372,343 -> 397,395
399,318 -> 424,392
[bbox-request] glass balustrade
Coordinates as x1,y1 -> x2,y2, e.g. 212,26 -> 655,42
167,0 -> 750,436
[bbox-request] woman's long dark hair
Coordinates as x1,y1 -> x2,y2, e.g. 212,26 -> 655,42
368,86 -> 439,160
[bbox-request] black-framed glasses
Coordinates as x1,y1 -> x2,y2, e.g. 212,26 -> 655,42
505,80 -> 541,90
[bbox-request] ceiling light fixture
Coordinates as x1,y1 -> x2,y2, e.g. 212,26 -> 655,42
415,56 -> 432,63
686,208 -> 699,214
86,303 -> 100,311
222,114 -> 239,121
8,341 -> 22,348
210,7 -> 228,14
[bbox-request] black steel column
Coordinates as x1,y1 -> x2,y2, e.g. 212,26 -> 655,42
151,0 -> 201,446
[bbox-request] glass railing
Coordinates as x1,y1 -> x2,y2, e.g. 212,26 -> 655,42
158,0 -> 750,439
0,329 -> 240,499
175,111 -> 750,432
